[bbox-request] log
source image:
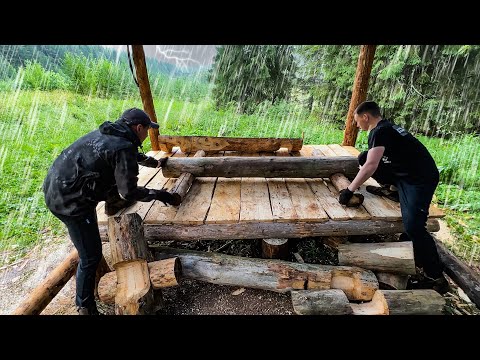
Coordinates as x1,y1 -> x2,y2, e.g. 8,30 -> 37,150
131,45 -> 160,151
350,290 -> 445,315
375,272 -> 409,290
161,156 -> 359,179
338,241 -> 416,275
99,219 -> 441,242
322,236 -> 348,248
108,213 -> 154,315
342,45 -> 376,146
158,135 -> 303,153
434,236 -> 480,309
154,246 -> 378,301
329,172 -> 364,207
97,257 -> 181,304
291,289 -> 353,315
262,238 -> 289,260
94,255 -> 111,299
12,249 -> 79,315
170,150 -> 205,201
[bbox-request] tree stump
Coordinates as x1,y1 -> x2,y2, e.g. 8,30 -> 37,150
262,238 -> 289,260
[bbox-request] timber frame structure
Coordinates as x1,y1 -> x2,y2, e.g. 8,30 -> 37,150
13,45 -> 480,315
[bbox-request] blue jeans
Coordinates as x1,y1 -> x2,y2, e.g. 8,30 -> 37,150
396,179 -> 444,278
52,210 -> 102,309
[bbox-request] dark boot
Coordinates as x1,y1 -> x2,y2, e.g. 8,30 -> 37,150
78,305 -> 101,315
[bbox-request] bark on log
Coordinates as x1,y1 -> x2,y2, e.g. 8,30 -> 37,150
99,219 -> 441,242
108,213 -> 154,315
434,236 -> 480,309
291,289 -> 353,315
158,135 -> 303,153
375,272 -> 409,290
322,236 -> 349,248
351,289 -> 445,315
154,246 -> 378,301
161,156 -> 359,179
131,45 -> 160,151
329,173 -> 364,207
262,238 -> 289,260
12,249 -> 79,315
338,241 -> 416,275
98,258 -> 181,304
342,45 -> 376,146
170,150 -> 205,201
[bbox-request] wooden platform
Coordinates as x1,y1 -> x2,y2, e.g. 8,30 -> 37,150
97,145 -> 444,241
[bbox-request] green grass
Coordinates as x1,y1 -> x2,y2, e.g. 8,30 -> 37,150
0,89 -> 478,267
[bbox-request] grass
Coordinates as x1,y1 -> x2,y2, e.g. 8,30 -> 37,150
0,89 -> 478,267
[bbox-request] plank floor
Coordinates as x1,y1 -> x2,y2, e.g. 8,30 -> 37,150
96,144 -> 444,227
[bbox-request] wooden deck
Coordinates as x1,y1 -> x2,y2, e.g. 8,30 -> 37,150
97,145 -> 444,241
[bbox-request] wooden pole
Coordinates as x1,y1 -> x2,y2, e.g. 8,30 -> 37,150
12,249 -> 79,315
170,150 -> 205,202
342,45 -> 376,146
131,45 -> 160,151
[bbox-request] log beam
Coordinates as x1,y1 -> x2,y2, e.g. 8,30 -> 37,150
154,246 -> 378,301
170,150 -> 205,202
158,135 -> 303,153
161,156 -> 359,179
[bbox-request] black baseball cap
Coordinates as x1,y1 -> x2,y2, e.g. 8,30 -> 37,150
120,108 -> 159,129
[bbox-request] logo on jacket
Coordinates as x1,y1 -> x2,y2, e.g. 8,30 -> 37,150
382,156 -> 391,164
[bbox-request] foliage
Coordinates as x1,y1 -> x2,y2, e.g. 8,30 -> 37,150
210,45 -> 297,114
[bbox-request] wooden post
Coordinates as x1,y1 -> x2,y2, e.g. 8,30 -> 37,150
131,45 -> 160,151
108,213 -> 155,315
12,249 -> 79,315
342,45 -> 376,146
261,238 -> 289,260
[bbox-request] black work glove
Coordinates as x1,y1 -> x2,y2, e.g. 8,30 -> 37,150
140,156 -> 160,168
153,190 -> 181,206
338,188 -> 354,205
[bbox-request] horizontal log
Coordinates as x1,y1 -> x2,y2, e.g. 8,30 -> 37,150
158,135 -> 303,153
170,150 -> 205,201
154,246 -> 378,301
98,257 -> 181,304
161,156 -> 359,178
375,272 -> 409,290
351,289 -> 445,315
291,289 -> 353,315
337,241 -> 416,275
434,236 -> 480,309
99,219 -> 440,242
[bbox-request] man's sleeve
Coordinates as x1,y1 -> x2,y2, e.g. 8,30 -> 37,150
371,127 -> 392,148
114,148 -> 151,201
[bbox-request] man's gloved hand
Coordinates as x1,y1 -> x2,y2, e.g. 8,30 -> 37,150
338,188 -> 354,205
141,156 -> 160,168
153,190 -> 181,206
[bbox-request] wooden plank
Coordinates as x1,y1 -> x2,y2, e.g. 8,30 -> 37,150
267,178 -> 298,222
205,178 -> 241,224
298,145 -> 315,157
324,179 -> 371,220
342,145 -> 361,156
285,178 -> 328,222
240,178 -> 273,222
328,144 -> 355,157
315,145 -> 337,157
306,179 -> 350,220
99,219 -> 441,241
172,177 -> 217,224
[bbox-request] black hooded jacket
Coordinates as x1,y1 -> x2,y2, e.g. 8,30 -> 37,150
43,120 -> 157,216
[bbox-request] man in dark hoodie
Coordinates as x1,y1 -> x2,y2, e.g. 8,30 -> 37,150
43,108 -> 180,315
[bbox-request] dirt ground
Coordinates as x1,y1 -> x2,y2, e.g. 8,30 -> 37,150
1,220 -> 479,316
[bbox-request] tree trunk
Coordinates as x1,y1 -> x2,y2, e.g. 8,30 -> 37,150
351,289 -> 445,315
12,249 -> 79,315
329,173 -> 364,206
342,45 -> 376,146
154,246 -> 378,301
161,156 -> 359,178
108,213 -> 155,315
158,135 -> 303,153
131,45 -> 160,151
97,257 -> 181,304
262,238 -> 289,260
170,150 -> 205,202
338,241 -> 416,275
291,289 -> 353,315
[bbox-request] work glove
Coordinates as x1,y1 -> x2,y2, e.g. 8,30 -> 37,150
142,156 -> 160,168
153,190 -> 181,206
338,188 -> 354,205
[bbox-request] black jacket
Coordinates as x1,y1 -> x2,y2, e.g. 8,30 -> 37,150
43,120 -> 157,216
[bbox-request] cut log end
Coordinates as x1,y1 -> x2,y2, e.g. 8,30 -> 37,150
262,238 -> 289,260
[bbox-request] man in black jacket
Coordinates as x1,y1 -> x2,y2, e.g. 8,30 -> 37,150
43,108 -> 180,314
338,101 -> 450,294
